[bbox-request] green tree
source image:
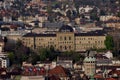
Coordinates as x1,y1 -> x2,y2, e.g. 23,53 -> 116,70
14,39 -> 29,64
60,51 -> 85,63
7,52 -> 15,66
36,46 -> 58,61
70,52 -> 85,63
37,48 -> 47,61
104,35 -> 114,50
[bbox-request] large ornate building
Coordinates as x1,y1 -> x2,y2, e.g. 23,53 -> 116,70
22,25 -> 106,52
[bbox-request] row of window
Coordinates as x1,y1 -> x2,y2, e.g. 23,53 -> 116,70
58,41 -> 73,44
36,38 -> 56,41
36,45 -> 56,48
60,36 -> 72,41
59,45 -> 72,50
75,37 -> 104,40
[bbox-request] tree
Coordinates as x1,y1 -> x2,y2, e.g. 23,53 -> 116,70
72,53 -> 84,63
90,13 -> 99,21
7,52 -> 15,66
14,39 -> 30,64
60,51 -> 85,63
104,35 -> 114,50
90,7 -> 100,21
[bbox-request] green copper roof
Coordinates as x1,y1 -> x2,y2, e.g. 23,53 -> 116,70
84,56 -> 96,62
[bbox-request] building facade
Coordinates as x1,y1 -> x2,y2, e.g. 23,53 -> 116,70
0,37 -> 9,68
83,56 -> 96,76
22,25 -> 106,52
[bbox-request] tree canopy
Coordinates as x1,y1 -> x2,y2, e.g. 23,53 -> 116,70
104,35 -> 114,50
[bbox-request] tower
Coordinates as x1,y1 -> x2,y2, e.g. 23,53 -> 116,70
83,54 -> 96,77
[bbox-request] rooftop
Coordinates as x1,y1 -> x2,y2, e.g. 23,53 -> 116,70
59,25 -> 74,32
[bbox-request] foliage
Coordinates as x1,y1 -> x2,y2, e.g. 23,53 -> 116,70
90,13 -> 99,21
90,8 -> 99,21
90,48 -> 107,52
30,53 -> 40,65
72,53 -> 84,63
37,46 -> 58,61
61,51 -> 85,63
7,40 -> 85,65
7,52 -> 15,66
13,39 -> 30,65
104,35 -> 114,50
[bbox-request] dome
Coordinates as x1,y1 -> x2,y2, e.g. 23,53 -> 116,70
59,25 -> 74,32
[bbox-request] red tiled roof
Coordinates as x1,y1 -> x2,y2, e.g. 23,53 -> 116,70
105,78 -> 117,80
49,75 -> 60,80
48,65 -> 69,77
94,74 -> 103,78
10,25 -> 18,29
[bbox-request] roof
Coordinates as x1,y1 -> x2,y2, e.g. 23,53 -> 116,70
97,66 -> 120,70
36,34 -> 56,37
23,33 -> 56,37
108,69 -> 120,75
84,56 -> 96,62
48,75 -> 60,80
23,29 -> 106,37
0,38 -> 4,42
94,74 -> 103,78
22,33 -> 36,37
95,54 -> 109,59
106,78 -> 117,80
75,30 -> 106,36
57,56 -> 72,61
59,25 -> 74,32
44,21 -> 63,28
48,65 -> 70,77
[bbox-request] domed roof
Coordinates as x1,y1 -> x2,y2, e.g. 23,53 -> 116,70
59,25 -> 74,32
84,56 -> 96,62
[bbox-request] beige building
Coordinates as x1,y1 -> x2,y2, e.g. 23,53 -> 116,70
22,25 -> 106,52
83,56 -> 96,76
0,37 -> 4,52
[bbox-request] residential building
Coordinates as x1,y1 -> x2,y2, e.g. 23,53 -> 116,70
0,54 -> 9,68
57,56 -> 73,69
22,25 -> 106,52
0,37 -> 4,52
95,54 -> 112,66
0,38 -> 9,68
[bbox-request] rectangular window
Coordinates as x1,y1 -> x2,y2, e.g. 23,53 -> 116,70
69,37 -> 71,40
60,36 -> 62,41
64,36 -> 66,40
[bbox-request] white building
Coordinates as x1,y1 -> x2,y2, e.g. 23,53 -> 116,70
104,51 -> 113,59
0,38 -> 9,68
0,54 -> 9,68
